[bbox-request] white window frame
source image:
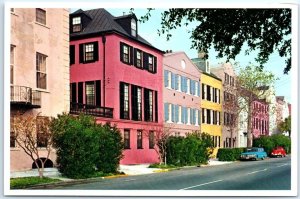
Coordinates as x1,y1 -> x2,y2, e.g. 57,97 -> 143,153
187,78 -> 190,94
178,105 -> 182,124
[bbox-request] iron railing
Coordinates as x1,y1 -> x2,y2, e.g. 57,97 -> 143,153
11,85 -> 41,108
70,102 -> 113,118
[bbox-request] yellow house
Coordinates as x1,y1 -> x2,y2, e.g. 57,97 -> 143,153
192,55 -> 222,157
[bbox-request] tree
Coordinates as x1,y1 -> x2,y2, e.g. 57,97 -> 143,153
236,64 -> 277,147
278,115 -> 291,137
144,125 -> 173,165
135,8 -> 291,74
11,113 -> 52,178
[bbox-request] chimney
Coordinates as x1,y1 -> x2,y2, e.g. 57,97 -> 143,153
198,50 -> 206,58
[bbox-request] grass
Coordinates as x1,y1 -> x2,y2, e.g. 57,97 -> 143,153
10,177 -> 61,189
148,163 -> 178,169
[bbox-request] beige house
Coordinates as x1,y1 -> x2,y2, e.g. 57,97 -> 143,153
10,8 -> 69,171
211,63 -> 238,148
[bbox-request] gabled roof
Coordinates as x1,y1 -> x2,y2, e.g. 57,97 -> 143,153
191,57 -> 221,81
70,8 -> 160,52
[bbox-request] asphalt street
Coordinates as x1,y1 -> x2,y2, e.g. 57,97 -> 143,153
53,156 -> 291,190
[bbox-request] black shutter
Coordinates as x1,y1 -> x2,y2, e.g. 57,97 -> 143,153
133,48 -> 137,67
131,85 -> 137,120
144,88 -> 149,121
96,80 -> 101,106
78,82 -> 83,104
93,42 -> 99,61
70,45 -> 75,65
120,42 -> 124,63
79,44 -> 84,63
120,82 -> 124,119
153,56 -> 157,74
129,46 -> 134,65
71,83 -> 77,103
143,52 -> 148,70
202,84 -> 205,99
155,91 -> 158,122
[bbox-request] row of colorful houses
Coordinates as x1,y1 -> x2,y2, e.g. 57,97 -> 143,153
9,8 -> 291,171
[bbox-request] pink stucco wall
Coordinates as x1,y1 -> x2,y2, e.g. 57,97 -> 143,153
252,100 -> 269,138
70,34 -> 163,164
163,52 -> 201,135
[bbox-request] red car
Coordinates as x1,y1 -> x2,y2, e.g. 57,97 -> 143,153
270,146 -> 286,157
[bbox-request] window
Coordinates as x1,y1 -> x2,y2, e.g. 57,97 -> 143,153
202,108 -> 206,124
124,130 -> 130,149
149,131 -> 155,149
137,130 -> 143,149
202,84 -> 206,100
132,85 -> 142,121
10,131 -> 15,148
164,70 -> 169,88
120,82 -> 129,119
72,16 -> 81,32
131,18 -> 137,37
171,72 -> 175,89
164,103 -> 169,122
85,82 -> 95,106
207,109 -> 211,124
36,8 -> 46,25
144,89 -> 153,122
36,52 -> 47,89
120,43 -> 133,65
70,45 -> 75,65
207,85 -> 211,101
37,117 -> 49,148
187,78 -> 190,94
134,49 -> 142,68
148,55 -> 156,73
175,74 -> 179,90
79,42 -> 99,63
71,83 -> 77,103
10,45 -> 15,84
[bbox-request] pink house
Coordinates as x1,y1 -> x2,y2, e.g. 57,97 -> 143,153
69,9 -> 164,164
163,52 -> 201,136
251,99 -> 269,138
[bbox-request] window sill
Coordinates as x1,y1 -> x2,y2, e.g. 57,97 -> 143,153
35,88 -> 50,93
124,148 -> 131,150
137,148 -> 144,150
35,21 -> 50,29
11,12 -> 18,17
10,147 -> 20,151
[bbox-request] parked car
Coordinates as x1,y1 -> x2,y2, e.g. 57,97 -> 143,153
240,147 -> 267,161
270,146 -> 286,157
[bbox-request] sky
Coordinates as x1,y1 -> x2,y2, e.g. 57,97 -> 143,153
104,8 -> 292,103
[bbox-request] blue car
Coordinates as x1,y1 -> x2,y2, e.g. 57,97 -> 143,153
240,147 -> 267,160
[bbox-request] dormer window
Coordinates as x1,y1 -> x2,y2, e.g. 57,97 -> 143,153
205,60 -> 210,73
131,18 -> 137,37
72,16 -> 81,32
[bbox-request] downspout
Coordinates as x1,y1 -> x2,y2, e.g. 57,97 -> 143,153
102,35 -> 106,109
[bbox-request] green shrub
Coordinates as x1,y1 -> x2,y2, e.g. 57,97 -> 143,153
253,134 -> 291,155
51,114 -> 100,179
217,148 -> 246,161
51,114 -> 124,179
96,123 -> 124,173
166,132 -> 213,166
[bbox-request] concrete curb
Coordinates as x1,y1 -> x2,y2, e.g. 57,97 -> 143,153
25,174 -> 128,189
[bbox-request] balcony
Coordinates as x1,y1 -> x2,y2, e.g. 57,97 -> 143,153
11,85 -> 41,108
70,102 -> 113,118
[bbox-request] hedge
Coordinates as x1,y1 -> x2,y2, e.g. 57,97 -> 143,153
51,114 -> 123,179
217,148 -> 246,161
253,134 -> 291,155
166,132 -> 213,166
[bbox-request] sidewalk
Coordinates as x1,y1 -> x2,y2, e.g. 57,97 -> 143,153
10,158 -> 234,179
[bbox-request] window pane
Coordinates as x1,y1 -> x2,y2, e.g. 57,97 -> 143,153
137,130 -> 143,149
37,72 -> 47,89
72,17 -> 81,25
36,8 -> 46,25
124,130 -> 130,149
86,82 -> 95,106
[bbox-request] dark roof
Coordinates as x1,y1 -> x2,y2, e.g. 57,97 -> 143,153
191,57 -> 221,81
70,8 -> 159,51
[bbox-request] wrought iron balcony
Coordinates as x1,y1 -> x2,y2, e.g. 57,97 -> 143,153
10,85 -> 41,108
70,102 -> 113,118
